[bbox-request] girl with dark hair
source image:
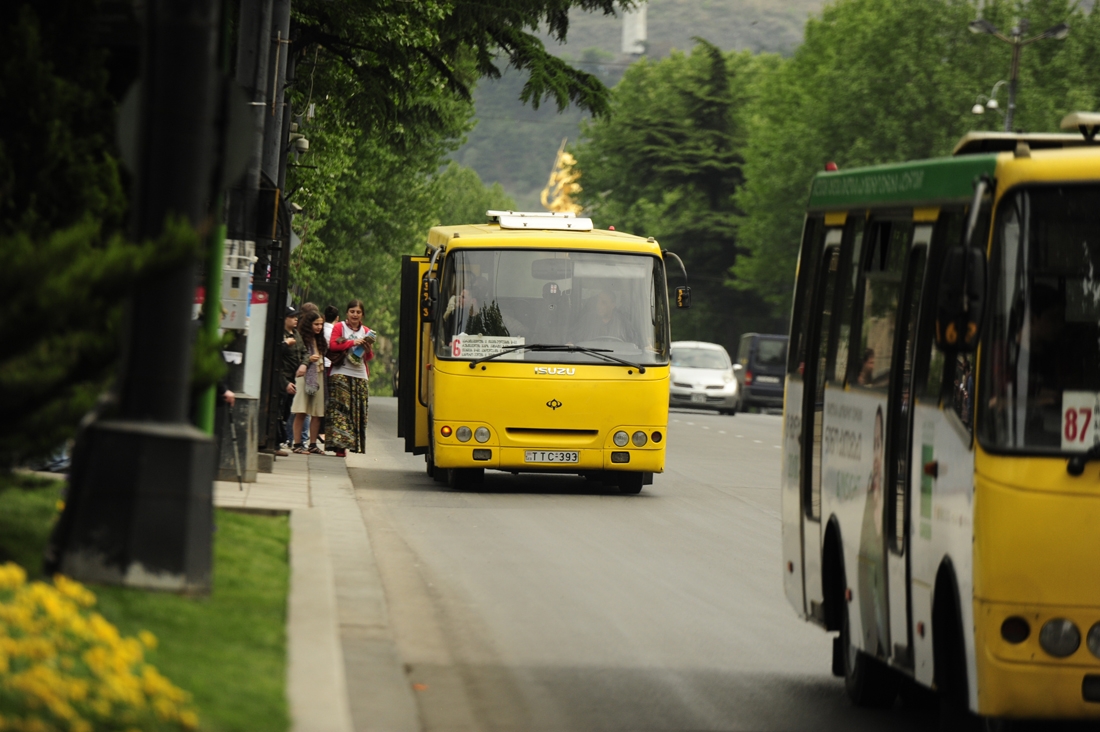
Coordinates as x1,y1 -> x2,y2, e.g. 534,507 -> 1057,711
326,299 -> 374,457
291,311 -> 327,454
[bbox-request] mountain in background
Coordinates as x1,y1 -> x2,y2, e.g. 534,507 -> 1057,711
448,0 -> 827,214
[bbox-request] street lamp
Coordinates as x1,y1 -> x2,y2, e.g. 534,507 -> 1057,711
972,80 -> 1007,117
969,17 -> 1069,131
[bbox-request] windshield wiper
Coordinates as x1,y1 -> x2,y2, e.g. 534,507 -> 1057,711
1067,443 -> 1100,476
469,343 -> 645,373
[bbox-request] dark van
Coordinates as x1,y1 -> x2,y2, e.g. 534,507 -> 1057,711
736,333 -> 788,410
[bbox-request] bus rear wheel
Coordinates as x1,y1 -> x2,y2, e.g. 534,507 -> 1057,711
840,595 -> 898,707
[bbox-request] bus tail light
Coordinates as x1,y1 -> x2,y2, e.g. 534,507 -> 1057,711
652,431 -> 663,443
441,425 -> 453,437
1039,618 -> 1080,657
631,431 -> 647,446
1000,616 -> 1030,644
745,371 -> 754,385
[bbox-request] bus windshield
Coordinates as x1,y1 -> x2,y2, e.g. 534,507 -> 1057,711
979,184 -> 1100,453
436,249 -> 670,365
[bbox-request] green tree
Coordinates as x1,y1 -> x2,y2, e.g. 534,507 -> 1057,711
733,0 -> 1100,316
575,40 -> 785,356
0,3 -> 200,466
432,161 -> 517,226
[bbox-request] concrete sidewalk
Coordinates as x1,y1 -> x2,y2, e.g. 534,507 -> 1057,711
215,453 -> 417,732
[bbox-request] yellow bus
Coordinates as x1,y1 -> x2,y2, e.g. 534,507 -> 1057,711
781,114 -> 1100,726
397,210 -> 689,493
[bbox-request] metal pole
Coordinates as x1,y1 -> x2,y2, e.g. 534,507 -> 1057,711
1006,38 -> 1021,132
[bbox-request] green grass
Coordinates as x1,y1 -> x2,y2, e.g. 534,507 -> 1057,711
0,473 -> 290,732
0,472 -> 64,577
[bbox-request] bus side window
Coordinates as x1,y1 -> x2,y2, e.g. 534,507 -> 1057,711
788,217 -> 826,377
853,219 -> 912,390
830,215 -> 866,385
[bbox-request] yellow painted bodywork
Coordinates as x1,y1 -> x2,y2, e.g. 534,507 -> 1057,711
422,222 -> 669,474
970,146 -> 1100,718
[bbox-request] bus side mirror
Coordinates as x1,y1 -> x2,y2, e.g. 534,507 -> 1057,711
935,176 -> 991,353
675,285 -> 691,309
935,246 -> 985,352
421,276 -> 438,322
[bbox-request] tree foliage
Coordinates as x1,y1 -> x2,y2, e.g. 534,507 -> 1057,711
575,41 -> 785,356
291,0 -> 636,144
0,3 -> 186,466
733,0 -> 1100,316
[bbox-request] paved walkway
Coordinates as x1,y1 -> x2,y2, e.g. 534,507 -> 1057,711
214,452 -> 418,732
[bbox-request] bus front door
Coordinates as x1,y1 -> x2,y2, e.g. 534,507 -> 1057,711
398,255 -> 431,455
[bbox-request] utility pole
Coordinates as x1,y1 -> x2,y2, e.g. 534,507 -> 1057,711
252,0 -> 293,453
968,17 -> 1069,132
49,0 -> 222,591
217,0 -> 275,481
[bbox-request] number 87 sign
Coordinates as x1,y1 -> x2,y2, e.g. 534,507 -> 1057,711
1062,391 -> 1100,451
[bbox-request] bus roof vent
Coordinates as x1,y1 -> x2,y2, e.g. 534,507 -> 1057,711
1060,112 -> 1100,141
486,210 -> 593,231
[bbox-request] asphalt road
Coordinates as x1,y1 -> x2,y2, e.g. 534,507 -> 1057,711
349,398 -> 938,731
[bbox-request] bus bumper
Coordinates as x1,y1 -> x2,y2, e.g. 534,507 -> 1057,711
976,600 -> 1100,719
433,444 -> 665,473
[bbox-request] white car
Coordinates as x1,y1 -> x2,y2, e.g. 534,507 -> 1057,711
669,341 -> 741,415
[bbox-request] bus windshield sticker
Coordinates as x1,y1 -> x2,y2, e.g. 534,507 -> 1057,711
1061,391 -> 1100,452
451,334 -> 525,359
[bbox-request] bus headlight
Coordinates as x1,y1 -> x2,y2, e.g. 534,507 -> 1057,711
1087,623 -> 1100,659
613,431 -> 629,447
1039,618 -> 1080,658
456,426 -> 472,442
632,431 -> 647,446
474,427 -> 491,443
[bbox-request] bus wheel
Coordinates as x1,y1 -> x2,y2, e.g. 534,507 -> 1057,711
616,472 -> 644,495
449,468 -> 484,491
425,455 -> 435,478
840,597 -> 898,707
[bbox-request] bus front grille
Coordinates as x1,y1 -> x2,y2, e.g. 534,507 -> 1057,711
505,428 -> 600,447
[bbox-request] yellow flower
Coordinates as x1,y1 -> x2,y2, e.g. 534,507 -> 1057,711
179,709 -> 199,729
0,562 -> 27,591
55,500 -> 65,512
137,630 -> 157,651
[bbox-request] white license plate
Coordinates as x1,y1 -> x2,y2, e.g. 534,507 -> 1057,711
755,376 -> 780,384
691,393 -> 707,403
524,450 -> 579,463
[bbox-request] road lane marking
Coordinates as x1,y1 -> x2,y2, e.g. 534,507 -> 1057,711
753,440 -> 763,444
718,430 -> 726,434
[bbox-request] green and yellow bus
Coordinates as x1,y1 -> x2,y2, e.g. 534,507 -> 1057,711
397,211 -> 689,493
782,114 -> 1100,725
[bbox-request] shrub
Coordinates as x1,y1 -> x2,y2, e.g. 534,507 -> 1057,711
0,563 -> 198,732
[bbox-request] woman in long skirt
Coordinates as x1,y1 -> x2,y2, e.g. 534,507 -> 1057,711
326,299 -> 374,456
